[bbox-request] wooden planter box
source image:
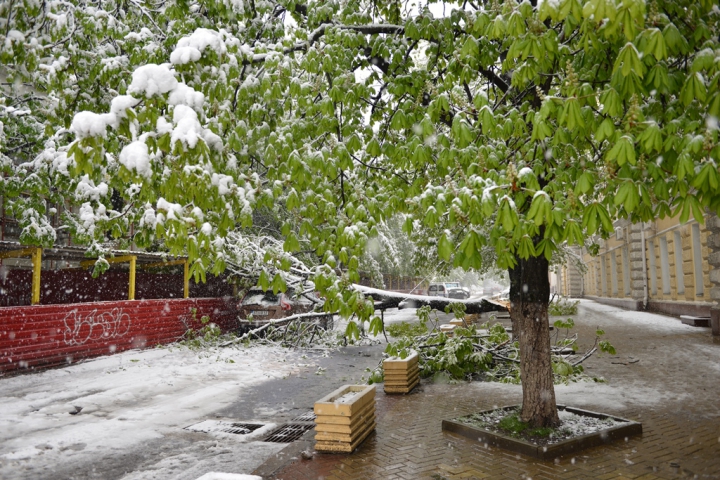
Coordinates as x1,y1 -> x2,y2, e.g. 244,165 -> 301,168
439,324 -> 457,336
383,351 -> 419,394
314,384 -> 376,453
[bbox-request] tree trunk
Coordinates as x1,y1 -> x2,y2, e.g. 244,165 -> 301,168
508,254 -> 560,428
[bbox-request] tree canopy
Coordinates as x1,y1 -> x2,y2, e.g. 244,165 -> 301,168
3,0 -> 720,425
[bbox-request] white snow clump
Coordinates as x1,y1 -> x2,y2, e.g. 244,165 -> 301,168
110,95 -> 140,119
75,175 -> 109,201
157,198 -> 184,222
119,141 -> 152,178
168,83 -> 205,111
170,28 -> 227,65
172,105 -> 203,149
70,111 -> 116,138
128,64 -> 178,97
171,105 -> 223,151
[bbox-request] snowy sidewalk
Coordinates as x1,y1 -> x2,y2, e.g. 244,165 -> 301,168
0,340 -> 384,480
269,300 -> 720,479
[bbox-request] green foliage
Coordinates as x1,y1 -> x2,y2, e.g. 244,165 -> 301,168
599,340 -> 617,356
2,0 -> 717,308
1,0 -> 712,419
181,311 -> 224,349
549,298 -> 580,316
445,302 -> 467,320
381,309 -> 600,385
497,413 -> 554,438
385,321 -> 428,338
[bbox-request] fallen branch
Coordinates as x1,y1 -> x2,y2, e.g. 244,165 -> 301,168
571,347 -> 597,366
220,311 -> 336,346
473,343 -> 520,363
353,284 -> 509,314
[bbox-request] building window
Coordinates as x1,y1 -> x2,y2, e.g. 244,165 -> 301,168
601,254 -> 607,296
674,231 -> 685,295
622,247 -> 631,296
692,223 -> 704,297
659,236 -> 671,295
610,250 -> 618,296
647,239 -> 657,296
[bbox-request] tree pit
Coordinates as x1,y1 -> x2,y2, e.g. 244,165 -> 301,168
442,405 -> 641,460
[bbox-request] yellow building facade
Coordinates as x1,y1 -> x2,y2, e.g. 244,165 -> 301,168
558,214 -> 720,335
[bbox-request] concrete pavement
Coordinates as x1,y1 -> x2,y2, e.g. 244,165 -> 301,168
265,300 -> 720,479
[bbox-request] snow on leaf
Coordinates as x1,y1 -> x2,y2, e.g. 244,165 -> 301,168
119,141 -> 152,178
128,64 -> 178,98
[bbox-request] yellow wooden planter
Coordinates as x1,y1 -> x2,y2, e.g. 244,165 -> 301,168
383,351 -> 420,394
439,324 -> 457,337
314,384 -> 376,453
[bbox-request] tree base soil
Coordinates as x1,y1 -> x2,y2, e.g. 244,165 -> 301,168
442,404 -> 642,460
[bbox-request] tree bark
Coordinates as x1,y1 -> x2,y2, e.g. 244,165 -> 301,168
508,254 -> 560,428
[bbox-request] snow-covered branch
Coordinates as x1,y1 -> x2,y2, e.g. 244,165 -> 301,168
352,285 -> 508,314
247,23 -> 405,64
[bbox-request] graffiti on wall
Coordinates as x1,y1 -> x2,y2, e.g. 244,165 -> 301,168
63,308 -> 131,345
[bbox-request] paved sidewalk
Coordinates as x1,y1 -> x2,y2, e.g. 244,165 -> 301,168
267,301 -> 720,479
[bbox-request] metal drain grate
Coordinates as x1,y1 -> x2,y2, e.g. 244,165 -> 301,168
224,423 -> 265,435
263,423 -> 314,443
185,420 -> 265,435
292,411 -> 317,422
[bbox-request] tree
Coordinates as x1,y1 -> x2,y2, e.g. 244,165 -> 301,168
3,0 -> 720,427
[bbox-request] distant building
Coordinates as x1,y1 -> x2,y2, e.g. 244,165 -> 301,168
556,214 -> 720,335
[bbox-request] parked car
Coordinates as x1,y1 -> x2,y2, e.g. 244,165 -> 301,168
237,287 -> 327,333
427,282 -> 470,299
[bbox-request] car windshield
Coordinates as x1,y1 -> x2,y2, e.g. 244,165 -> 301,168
242,291 -> 278,305
445,282 -> 460,288
242,288 -> 298,306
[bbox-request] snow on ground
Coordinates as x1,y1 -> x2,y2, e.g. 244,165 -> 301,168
0,343 -> 308,479
576,299 -> 701,333
380,307 -> 423,325
0,299 -> 715,479
464,379 -> 690,412
464,299 -> 718,415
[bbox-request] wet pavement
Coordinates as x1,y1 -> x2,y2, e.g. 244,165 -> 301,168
261,301 -> 720,480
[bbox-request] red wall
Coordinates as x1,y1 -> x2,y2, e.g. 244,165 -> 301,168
0,297 -> 238,373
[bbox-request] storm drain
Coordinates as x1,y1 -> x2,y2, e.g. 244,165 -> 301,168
263,423 -> 314,443
185,420 -> 265,435
292,410 -> 317,422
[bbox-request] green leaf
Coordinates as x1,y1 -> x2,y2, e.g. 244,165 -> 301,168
345,321 -> 361,340
575,172 -> 593,195
595,118 -> 616,143
607,135 -> 636,166
452,116 -> 474,148
613,43 -> 645,79
599,340 -> 616,355
680,73 -> 707,106
284,232 -> 300,252
600,88 -> 623,117
517,235 -> 536,259
438,232 -> 453,261
258,270 -> 270,291
390,110 -> 407,130
614,182 -> 639,213
461,36 -> 479,58
645,28 -> 667,60
638,122 -> 662,152
286,189 -> 300,210
560,98 -> 584,129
